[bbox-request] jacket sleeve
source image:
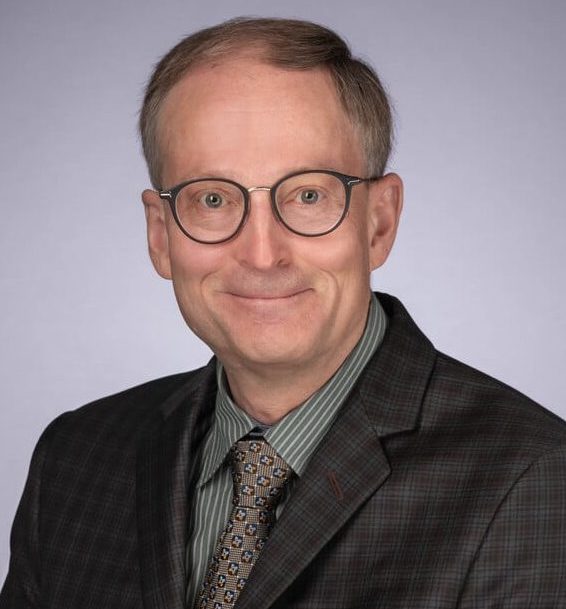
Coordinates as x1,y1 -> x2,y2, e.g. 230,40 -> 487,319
457,444 -> 566,608
0,418 -> 63,609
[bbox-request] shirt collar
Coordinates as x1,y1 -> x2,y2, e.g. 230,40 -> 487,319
197,368 -> 256,487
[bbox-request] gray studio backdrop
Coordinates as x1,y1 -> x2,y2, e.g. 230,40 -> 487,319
1,0 -> 565,581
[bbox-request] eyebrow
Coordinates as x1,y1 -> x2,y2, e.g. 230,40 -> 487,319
176,165 -> 344,183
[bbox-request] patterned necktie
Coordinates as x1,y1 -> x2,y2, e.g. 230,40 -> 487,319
196,437 -> 292,609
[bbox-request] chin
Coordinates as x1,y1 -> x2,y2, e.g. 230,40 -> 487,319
225,326 -> 319,368
240,345 -> 314,368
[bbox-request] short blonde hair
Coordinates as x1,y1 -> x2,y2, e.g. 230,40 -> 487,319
139,17 -> 393,188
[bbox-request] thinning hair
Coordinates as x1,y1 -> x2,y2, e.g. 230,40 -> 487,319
139,17 -> 393,188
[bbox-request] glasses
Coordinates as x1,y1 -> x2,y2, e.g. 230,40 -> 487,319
158,169 -> 378,244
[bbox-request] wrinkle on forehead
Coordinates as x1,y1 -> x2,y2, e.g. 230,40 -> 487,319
156,57 -> 364,185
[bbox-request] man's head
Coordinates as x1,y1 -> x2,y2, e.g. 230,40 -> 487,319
139,18 -> 402,387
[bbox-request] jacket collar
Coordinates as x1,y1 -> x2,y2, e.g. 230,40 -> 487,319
358,292 -> 436,436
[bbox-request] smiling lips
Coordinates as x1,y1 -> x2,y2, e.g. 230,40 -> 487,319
227,288 -> 310,301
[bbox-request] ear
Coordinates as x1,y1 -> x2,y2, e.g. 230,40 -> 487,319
366,173 -> 403,271
141,189 -> 172,280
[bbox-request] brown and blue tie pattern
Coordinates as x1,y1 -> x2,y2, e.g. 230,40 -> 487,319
196,438 -> 291,608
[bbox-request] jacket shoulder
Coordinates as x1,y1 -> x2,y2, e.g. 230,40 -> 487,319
375,292 -> 566,462
42,361 -> 217,453
426,351 -> 566,458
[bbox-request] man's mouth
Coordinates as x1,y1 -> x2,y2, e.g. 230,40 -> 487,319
227,289 -> 309,300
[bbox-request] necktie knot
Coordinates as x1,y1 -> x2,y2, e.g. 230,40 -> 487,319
230,439 -> 291,510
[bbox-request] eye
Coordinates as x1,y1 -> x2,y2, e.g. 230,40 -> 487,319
298,189 -> 320,204
200,192 -> 225,208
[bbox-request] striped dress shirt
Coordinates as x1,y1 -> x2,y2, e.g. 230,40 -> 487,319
185,292 -> 387,605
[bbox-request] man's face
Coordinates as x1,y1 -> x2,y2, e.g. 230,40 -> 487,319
143,56 -> 401,375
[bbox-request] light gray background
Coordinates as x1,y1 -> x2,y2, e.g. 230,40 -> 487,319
1,0 -> 565,581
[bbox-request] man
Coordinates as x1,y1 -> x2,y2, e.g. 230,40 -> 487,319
2,16 -> 565,609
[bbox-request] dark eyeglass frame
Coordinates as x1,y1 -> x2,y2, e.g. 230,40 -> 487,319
158,169 -> 380,244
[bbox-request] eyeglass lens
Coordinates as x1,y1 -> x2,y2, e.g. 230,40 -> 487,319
173,172 -> 347,242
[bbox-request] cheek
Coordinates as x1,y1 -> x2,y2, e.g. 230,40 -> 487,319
166,234 -> 221,302
310,221 -> 370,281
167,244 -> 220,339
166,220 -> 225,277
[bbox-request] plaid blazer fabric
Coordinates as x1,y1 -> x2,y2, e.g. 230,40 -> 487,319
2,293 -> 566,609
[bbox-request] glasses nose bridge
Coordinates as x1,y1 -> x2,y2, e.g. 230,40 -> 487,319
243,184 -> 279,231
247,185 -> 273,196
245,184 -> 276,212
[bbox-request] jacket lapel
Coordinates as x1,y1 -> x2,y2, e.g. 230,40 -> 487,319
235,293 -> 437,609
235,390 -> 390,609
136,362 -> 217,609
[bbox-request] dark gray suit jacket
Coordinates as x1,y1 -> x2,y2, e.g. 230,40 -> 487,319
2,294 -> 566,608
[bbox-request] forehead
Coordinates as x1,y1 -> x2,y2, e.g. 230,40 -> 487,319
156,56 -> 364,184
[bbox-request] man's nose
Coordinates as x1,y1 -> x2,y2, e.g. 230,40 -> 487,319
234,190 -> 290,270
